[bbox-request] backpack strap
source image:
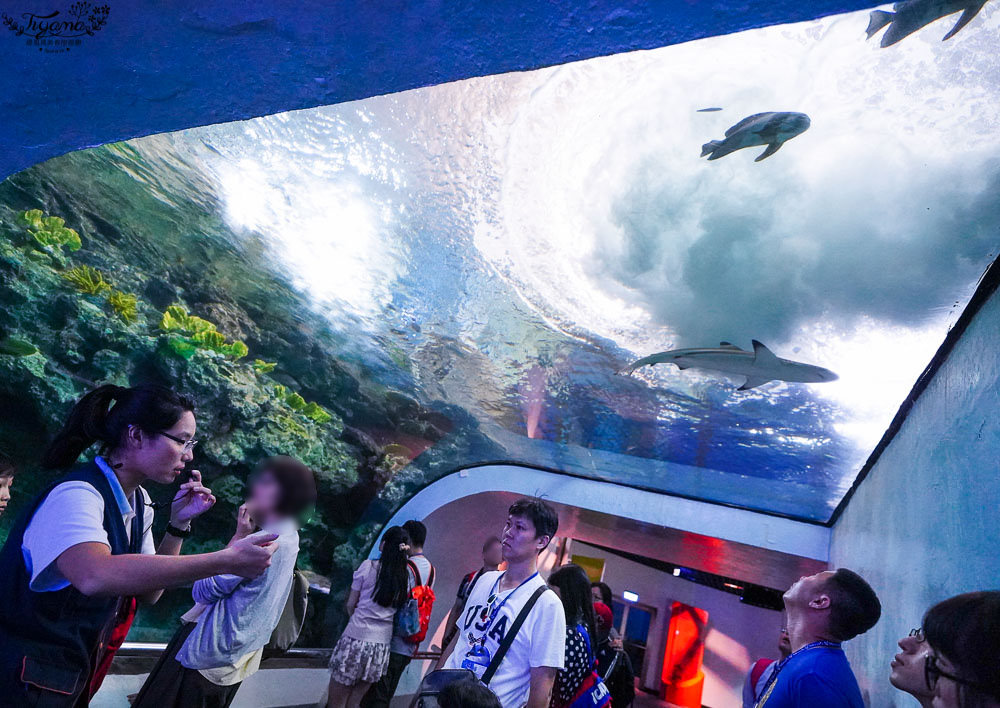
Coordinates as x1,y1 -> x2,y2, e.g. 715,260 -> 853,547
427,563 -> 435,588
407,560 -> 422,587
481,585 -> 549,686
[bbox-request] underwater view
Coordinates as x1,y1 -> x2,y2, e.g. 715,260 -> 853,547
1,4 -> 998,640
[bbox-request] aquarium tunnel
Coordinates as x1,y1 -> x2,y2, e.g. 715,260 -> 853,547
1,2 -> 998,707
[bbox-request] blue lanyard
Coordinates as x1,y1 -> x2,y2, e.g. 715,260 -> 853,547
479,572 -> 539,630
755,640 -> 841,708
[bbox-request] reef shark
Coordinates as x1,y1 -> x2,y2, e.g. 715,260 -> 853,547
621,340 -> 838,391
700,112 -> 811,162
866,0 -> 989,47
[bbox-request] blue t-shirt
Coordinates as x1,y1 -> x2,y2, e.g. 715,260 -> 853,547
757,645 -> 863,708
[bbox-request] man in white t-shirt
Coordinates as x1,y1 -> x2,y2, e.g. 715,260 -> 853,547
443,498 -> 565,708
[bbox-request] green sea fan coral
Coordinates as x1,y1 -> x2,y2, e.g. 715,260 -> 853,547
221,341 -> 248,360
160,305 -> 216,336
253,359 -> 277,374
302,401 -> 333,424
285,392 -> 307,410
192,329 -> 226,349
62,265 -> 111,295
107,290 -> 139,323
159,305 -> 248,360
19,209 -> 82,252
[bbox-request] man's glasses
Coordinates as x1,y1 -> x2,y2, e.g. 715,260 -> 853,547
158,431 -> 198,452
925,654 -> 981,692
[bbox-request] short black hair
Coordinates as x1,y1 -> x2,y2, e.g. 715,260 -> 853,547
824,568 -> 881,641
508,497 -> 559,542
403,519 -> 427,547
0,453 -> 14,478
482,536 -> 501,552
256,456 -> 316,518
924,591 -> 1000,706
592,581 -> 613,607
438,680 -> 501,708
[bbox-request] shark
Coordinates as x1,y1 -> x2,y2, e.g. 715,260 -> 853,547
700,112 -> 811,162
865,0 -> 989,47
620,340 -> 838,391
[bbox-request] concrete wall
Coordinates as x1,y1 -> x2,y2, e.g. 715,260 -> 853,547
830,287 -> 1000,706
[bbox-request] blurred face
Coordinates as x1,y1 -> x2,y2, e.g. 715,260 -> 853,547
778,628 -> 792,658
501,513 -> 547,563
890,631 -> 933,700
592,586 -> 603,605
248,469 -> 282,518
483,540 -> 503,567
129,410 -> 197,484
0,474 -> 12,515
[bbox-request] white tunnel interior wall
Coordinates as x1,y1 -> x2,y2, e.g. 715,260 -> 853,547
830,281 -> 1000,707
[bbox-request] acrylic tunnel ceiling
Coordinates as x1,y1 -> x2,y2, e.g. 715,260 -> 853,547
2,4 -> 999,524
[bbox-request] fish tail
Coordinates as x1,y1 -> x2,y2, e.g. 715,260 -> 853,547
700,140 -> 722,158
865,10 -> 893,39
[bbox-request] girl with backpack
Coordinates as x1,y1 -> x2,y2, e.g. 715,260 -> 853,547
326,526 -> 412,708
548,565 -> 611,708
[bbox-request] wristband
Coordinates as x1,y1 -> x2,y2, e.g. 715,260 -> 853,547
165,522 -> 192,538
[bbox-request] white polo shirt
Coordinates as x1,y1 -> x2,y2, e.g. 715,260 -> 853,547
21,456 -> 156,592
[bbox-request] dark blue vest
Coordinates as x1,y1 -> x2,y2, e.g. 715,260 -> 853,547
0,462 -> 143,706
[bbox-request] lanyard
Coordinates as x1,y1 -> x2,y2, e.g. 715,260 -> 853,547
754,640 -> 841,708
477,572 -> 539,631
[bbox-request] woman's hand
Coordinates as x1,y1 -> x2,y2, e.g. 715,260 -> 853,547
229,503 -> 256,546
170,469 -> 216,526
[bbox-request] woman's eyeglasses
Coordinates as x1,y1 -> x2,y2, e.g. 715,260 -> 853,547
925,654 -> 981,692
157,431 -> 199,452
909,627 -> 925,642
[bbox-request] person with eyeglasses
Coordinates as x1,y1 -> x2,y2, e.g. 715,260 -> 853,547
921,591 -> 1000,708
889,628 -> 934,708
0,384 -> 278,708
755,568 -> 881,708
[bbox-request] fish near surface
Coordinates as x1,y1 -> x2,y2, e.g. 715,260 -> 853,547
621,340 -> 838,391
700,112 -> 811,162
866,0 -> 989,47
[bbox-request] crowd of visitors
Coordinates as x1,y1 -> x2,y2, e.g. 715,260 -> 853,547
0,382 -> 996,708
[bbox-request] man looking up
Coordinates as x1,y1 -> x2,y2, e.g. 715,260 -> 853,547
757,569 -> 881,708
442,498 -> 565,708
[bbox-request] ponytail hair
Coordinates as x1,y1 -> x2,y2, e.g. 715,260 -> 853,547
373,525 -> 411,609
42,384 -> 196,469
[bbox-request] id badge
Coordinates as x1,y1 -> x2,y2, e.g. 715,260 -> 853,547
461,643 -> 492,675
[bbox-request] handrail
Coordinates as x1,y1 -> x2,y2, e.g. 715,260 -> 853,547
111,643 -> 441,673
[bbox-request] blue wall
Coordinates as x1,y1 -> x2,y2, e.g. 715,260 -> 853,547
830,282 -> 1000,705
0,0 -> 881,181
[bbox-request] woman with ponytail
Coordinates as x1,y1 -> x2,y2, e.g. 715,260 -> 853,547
0,384 -> 279,708
326,526 -> 412,708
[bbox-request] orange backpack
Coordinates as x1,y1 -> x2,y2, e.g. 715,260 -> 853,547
397,560 -> 436,644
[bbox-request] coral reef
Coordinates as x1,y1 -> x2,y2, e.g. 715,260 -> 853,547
0,148 -> 492,641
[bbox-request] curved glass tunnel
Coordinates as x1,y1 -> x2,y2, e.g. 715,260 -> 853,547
1,4 -> 998,708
